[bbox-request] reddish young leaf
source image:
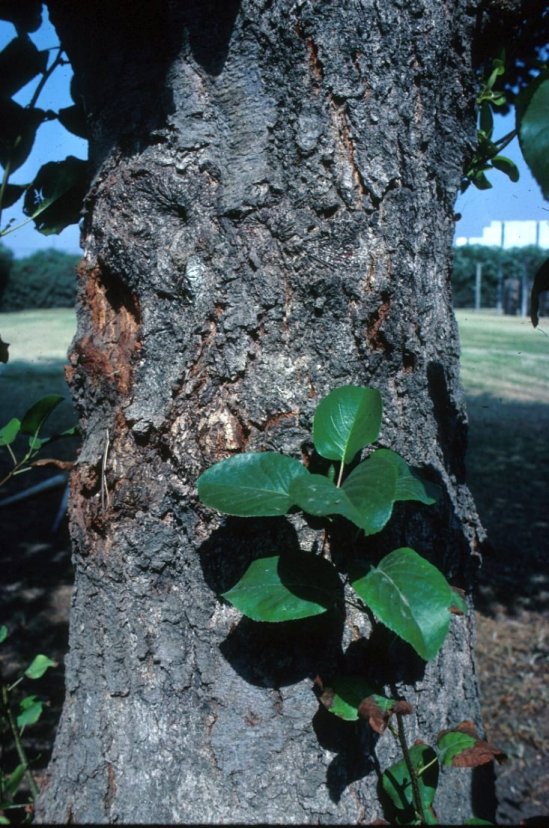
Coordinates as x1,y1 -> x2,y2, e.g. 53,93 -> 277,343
358,695 -> 413,734
449,586 -> 467,615
437,721 -> 507,767
452,742 -> 507,767
319,687 -> 335,710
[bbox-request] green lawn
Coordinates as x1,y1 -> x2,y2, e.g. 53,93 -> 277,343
0,309 -> 77,438
456,309 -> 549,404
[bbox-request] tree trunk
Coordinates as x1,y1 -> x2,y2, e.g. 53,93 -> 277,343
38,0 -> 487,823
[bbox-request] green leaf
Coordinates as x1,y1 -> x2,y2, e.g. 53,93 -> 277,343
472,170 -> 492,190
57,104 -> 88,139
382,744 -> 439,820
437,730 -> 477,766
373,448 -> 438,505
222,554 -> 341,622
0,35 -> 48,98
289,474 -> 364,528
464,819 -> 495,825
0,418 -> 20,446
321,676 -> 378,721
16,695 -> 43,728
0,182 -> 28,209
479,102 -> 493,137
516,70 -> 549,199
0,1 -> 42,33
20,395 -> 63,436
0,98 -> 46,172
0,625 -> 8,644
351,548 -> 454,661
197,452 -> 308,517
3,763 -> 25,799
491,155 -> 519,182
341,449 -> 398,535
24,653 -> 56,680
23,156 -> 89,235
313,385 -> 382,463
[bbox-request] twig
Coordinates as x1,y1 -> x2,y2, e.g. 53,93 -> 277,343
395,711 -> 428,824
101,429 -> 110,511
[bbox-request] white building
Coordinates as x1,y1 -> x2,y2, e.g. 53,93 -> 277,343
455,219 -> 549,248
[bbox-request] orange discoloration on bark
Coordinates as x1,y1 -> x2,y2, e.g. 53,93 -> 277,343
74,262 -> 141,396
367,299 -> 391,351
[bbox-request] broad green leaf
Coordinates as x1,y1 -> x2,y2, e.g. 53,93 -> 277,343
382,743 -> 439,821
289,474 -> 364,528
0,625 -> 8,643
24,653 -> 56,679
16,695 -> 43,728
0,182 -> 28,208
351,548 -> 454,660
0,35 -> 47,98
313,385 -> 382,463
321,676 -> 378,721
437,730 -> 477,766
491,155 -> 519,182
23,156 -> 89,235
517,70 -> 549,199
197,452 -> 308,517
0,418 -> 20,446
464,819 -> 495,825
0,1 -> 42,33
0,98 -> 46,172
373,448 -> 438,505
3,763 -> 25,799
222,554 -> 341,622
20,395 -> 63,436
342,450 -> 398,535
57,104 -> 88,139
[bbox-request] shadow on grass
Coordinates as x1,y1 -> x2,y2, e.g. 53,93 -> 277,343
465,392 -> 549,616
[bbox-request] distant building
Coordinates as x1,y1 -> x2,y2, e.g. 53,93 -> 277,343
455,219 -> 549,248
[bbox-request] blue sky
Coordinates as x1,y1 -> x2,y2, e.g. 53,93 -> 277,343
0,13 -> 546,258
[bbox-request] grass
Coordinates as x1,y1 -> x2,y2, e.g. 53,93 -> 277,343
456,309 -> 548,612
0,309 -> 76,437
456,309 -> 549,403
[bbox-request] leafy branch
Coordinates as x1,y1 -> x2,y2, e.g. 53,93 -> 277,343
197,386 -> 502,823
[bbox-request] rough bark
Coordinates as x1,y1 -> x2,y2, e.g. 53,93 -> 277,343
38,0 -> 487,823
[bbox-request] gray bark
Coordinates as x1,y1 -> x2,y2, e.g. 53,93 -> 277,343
38,0 -> 487,823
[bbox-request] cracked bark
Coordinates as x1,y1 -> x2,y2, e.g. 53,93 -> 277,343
38,0 -> 490,823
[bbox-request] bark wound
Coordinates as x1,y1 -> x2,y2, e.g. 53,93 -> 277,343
367,295 -> 392,351
71,262 -> 140,397
104,764 -> 117,812
295,24 -> 324,91
330,99 -> 367,201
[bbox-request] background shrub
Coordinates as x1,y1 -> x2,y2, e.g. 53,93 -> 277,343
0,247 -> 79,311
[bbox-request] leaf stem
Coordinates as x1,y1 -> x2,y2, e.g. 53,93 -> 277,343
0,681 -> 40,800
336,459 -> 345,488
395,711 -> 428,824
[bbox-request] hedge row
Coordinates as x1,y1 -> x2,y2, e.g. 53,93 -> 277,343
0,242 -> 547,312
0,246 -> 79,311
